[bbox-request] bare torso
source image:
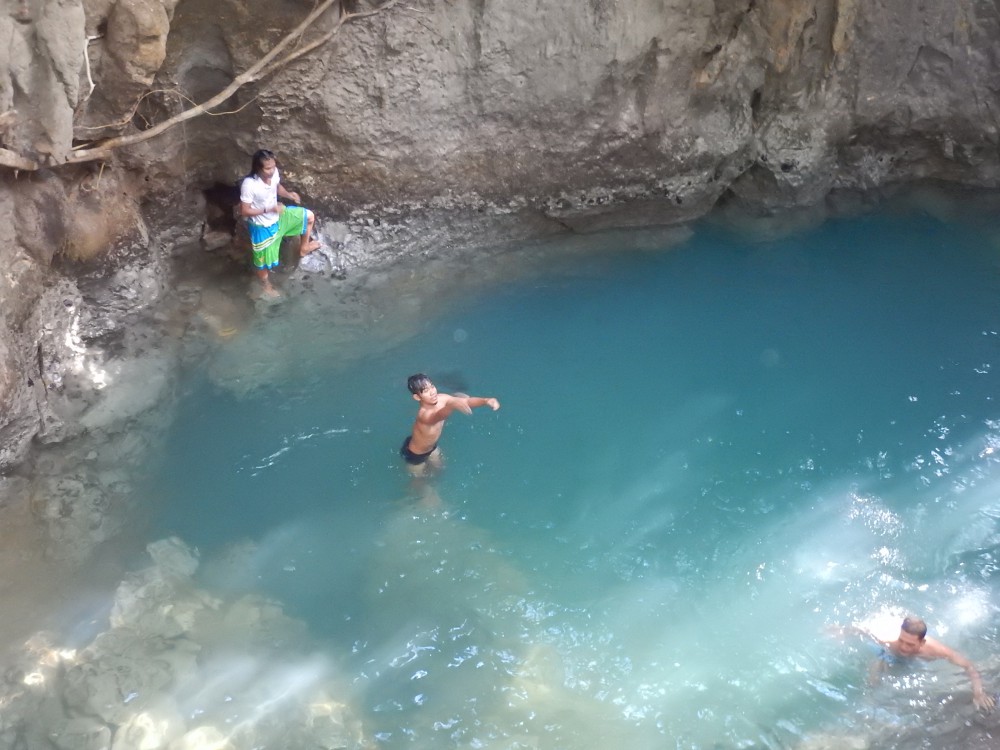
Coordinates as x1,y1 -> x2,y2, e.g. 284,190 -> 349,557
405,385 -> 499,458
408,411 -> 445,454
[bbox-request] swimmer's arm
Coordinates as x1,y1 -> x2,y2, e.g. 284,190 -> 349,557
466,396 -> 500,411
824,624 -> 889,686
868,655 -> 887,686
433,393 -> 471,417
826,623 -> 883,646
449,394 -> 500,414
939,646 -> 995,710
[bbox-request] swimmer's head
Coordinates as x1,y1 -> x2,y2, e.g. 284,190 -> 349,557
407,373 -> 433,395
901,616 -> 928,640
897,616 -> 928,655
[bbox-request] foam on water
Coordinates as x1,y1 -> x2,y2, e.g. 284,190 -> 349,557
126,192 -> 1000,748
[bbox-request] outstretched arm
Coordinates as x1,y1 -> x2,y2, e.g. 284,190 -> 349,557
824,624 -> 891,687
451,394 -> 500,414
466,396 -> 500,411
825,623 -> 884,647
938,645 -> 995,710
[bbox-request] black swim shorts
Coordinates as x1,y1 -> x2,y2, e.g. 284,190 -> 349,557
400,436 -> 437,465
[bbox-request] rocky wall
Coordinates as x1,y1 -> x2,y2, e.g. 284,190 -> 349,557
150,0 -> 1000,214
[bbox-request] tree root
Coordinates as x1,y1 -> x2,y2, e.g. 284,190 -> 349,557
0,0 -> 403,172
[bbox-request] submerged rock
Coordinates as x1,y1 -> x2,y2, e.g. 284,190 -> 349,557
0,538 -> 371,750
112,700 -> 187,750
52,717 -> 112,750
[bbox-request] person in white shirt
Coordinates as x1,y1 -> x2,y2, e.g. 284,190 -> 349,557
239,149 -> 320,297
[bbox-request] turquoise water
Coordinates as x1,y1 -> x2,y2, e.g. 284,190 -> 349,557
151,194 -> 1000,748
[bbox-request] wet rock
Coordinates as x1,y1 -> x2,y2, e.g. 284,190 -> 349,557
63,630 -> 191,725
110,572 -> 215,638
191,287 -> 248,340
797,733 -> 870,749
199,228 -> 232,253
306,696 -> 356,750
62,172 -> 149,264
0,538 -> 371,750
0,277 -> 84,464
29,473 -> 119,560
0,411 -> 39,471
297,237 -> 345,278
77,252 -> 166,338
0,226 -> 181,486
110,697 -> 186,750
147,537 -> 199,579
169,726 -> 232,750
75,352 -> 173,432
52,717 -> 113,750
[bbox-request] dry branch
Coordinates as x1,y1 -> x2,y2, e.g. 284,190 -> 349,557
0,0 -> 402,171
265,0 -> 401,73
0,147 -> 39,171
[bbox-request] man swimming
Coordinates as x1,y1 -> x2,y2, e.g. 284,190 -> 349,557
868,616 -> 995,711
401,373 -> 500,474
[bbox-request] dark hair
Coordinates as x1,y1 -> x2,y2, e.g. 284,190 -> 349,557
407,373 -> 431,395
248,149 -> 277,178
901,616 -> 927,639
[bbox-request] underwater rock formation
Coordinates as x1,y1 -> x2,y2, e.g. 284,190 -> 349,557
0,538 -> 370,750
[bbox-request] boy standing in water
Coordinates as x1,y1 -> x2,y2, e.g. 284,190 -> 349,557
401,373 -> 500,474
240,149 -> 321,297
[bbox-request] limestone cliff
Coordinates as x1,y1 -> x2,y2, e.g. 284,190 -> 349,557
0,0 -> 999,470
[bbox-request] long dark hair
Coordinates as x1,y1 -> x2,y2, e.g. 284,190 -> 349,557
247,149 -> 276,178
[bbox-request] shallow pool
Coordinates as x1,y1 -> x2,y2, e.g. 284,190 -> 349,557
148,191 -> 1000,749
